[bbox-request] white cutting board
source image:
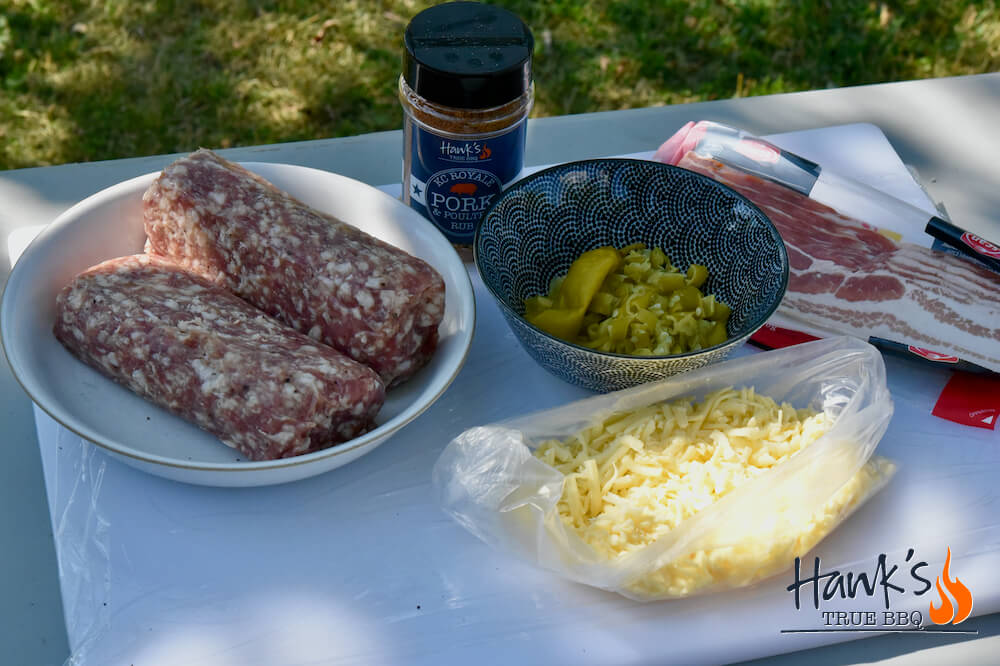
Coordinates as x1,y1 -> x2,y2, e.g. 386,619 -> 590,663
34,124 -> 999,666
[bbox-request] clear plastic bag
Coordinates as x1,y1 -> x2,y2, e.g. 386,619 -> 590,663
432,337 -> 896,601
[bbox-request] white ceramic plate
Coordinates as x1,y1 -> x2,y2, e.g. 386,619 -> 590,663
1,163 -> 475,487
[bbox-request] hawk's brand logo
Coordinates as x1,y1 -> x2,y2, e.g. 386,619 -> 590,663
961,231 -> 1000,259
438,141 -> 493,163
907,346 -> 959,363
786,552 -> 912,611
783,548 -> 976,634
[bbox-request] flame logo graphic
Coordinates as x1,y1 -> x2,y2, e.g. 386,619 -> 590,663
479,145 -> 492,160
928,548 -> 973,625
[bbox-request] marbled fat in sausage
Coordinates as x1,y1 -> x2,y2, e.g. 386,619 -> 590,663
142,149 -> 446,386
53,254 -> 385,461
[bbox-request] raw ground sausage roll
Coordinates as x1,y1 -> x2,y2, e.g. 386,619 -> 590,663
142,149 -> 446,387
53,254 -> 385,461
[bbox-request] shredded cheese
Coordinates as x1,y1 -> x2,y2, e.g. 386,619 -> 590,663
533,386 -> 893,598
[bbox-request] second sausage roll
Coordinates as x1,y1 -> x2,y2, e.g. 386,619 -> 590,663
142,149 -> 446,386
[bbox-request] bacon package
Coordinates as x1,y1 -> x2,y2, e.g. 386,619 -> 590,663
143,149 -> 446,387
654,123 -> 1000,374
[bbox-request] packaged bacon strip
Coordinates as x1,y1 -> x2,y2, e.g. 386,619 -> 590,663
654,128 -> 1000,375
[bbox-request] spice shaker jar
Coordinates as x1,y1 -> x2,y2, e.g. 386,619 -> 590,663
400,1 -> 534,250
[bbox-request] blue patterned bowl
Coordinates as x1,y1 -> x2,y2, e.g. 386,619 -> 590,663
474,158 -> 789,392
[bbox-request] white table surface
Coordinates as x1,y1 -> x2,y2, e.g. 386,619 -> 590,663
2,74 -> 1000,665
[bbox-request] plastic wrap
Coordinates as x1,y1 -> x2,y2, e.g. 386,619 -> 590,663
433,337 -> 896,601
33,410 -> 111,666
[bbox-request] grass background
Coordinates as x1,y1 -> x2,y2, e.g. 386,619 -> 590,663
1,0 -> 999,171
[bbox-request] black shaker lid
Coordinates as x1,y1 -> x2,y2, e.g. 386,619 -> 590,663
403,2 -> 534,109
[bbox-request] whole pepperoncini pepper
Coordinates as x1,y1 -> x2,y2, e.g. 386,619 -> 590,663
526,246 -> 621,340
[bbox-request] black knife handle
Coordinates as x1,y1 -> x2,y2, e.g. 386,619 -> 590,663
925,216 -> 1000,273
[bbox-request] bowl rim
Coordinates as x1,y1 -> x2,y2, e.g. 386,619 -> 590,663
473,157 -> 790,362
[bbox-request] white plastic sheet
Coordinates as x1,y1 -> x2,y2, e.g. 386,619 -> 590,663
27,133 -> 1000,665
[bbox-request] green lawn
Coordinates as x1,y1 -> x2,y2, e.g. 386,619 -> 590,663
2,1 -> 998,170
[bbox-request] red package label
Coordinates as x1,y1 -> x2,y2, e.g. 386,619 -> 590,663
907,346 -> 959,363
933,373 -> 1000,430
961,231 -> 1000,259
749,324 -> 821,350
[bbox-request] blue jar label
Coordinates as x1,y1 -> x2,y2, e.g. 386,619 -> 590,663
405,120 -> 526,244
